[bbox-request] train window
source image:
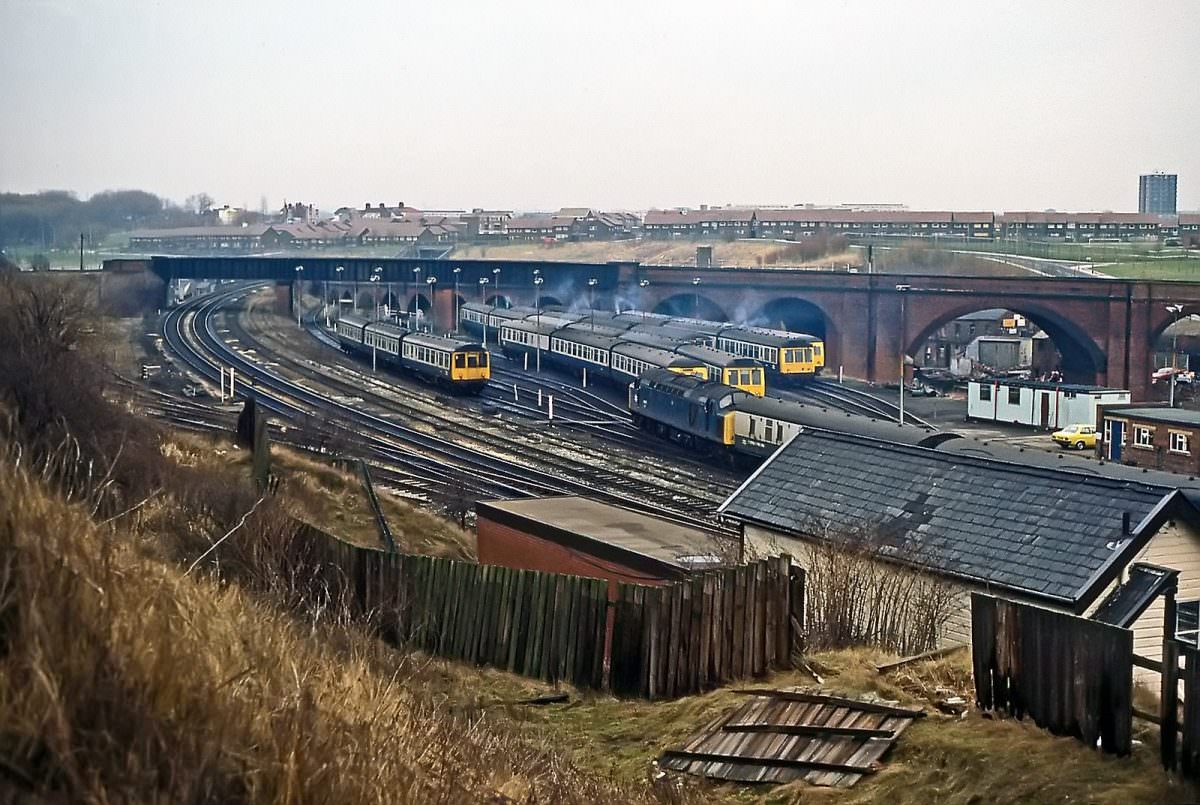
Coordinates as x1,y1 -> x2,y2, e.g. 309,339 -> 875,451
480,353 -> 489,367
466,354 -> 479,368
764,420 -> 774,441
749,418 -> 757,437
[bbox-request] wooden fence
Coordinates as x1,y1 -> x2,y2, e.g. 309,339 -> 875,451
297,523 -> 800,696
971,593 -> 1133,755
610,555 -> 803,698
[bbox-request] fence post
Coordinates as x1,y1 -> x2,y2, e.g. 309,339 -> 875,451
1163,579 -> 1181,771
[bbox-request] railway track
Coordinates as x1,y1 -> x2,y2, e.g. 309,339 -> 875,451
164,286 -> 741,539
782,379 -> 935,429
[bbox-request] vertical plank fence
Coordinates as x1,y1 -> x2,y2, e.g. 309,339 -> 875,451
971,593 -> 1133,755
293,522 -> 801,697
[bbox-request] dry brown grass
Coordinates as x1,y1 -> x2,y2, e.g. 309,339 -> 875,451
0,443 -> 698,803
450,239 -> 863,269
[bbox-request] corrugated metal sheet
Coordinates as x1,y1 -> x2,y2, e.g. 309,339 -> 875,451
659,690 -> 924,788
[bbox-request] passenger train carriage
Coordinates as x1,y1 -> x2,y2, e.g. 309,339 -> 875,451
629,368 -> 948,460
714,328 -> 823,383
335,313 -> 490,394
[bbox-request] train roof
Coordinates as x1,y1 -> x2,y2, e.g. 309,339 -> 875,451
662,317 -> 726,335
740,325 -> 822,343
550,328 -> 623,350
613,311 -> 673,325
337,313 -> 370,329
622,330 -> 687,351
404,331 -> 485,351
733,394 -> 952,447
364,320 -> 407,337
561,322 -> 630,338
611,341 -> 686,366
675,343 -> 762,369
583,311 -> 637,330
500,318 -> 561,335
717,327 -> 818,348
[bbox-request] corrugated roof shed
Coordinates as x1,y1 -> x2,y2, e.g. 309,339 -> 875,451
718,429 -> 1180,607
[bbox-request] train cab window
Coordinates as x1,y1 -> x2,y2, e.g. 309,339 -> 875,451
480,353 -> 489,367
466,354 -> 479,368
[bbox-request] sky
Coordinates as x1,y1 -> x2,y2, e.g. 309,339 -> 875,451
2,0 -> 1198,214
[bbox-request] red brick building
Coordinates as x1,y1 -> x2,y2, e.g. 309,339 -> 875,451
1098,404 -> 1200,476
475,496 -> 721,591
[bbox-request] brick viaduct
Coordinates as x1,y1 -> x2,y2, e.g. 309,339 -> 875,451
121,255 -> 1200,401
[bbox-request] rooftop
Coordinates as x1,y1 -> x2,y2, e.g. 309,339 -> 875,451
477,496 -> 721,577
970,379 -> 1128,394
1103,406 -> 1200,427
718,428 -> 1185,607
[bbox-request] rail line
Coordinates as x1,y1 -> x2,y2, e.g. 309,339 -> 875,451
163,286 -> 740,539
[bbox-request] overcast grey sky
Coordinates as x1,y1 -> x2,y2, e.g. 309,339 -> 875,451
2,0 -> 1197,213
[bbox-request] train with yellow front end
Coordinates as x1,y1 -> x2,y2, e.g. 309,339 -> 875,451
334,313 -> 490,394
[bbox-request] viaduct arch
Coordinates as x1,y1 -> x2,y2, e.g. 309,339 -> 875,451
129,256 -> 1200,401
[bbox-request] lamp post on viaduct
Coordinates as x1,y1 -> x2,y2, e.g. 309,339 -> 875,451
138,255 -> 1199,401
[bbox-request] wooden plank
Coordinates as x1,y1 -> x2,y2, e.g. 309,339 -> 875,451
666,582 -> 683,699
876,643 -> 968,674
645,586 -> 660,699
660,749 -> 879,777
731,690 -> 926,718
776,555 -> 792,664
1133,654 -> 1164,674
721,723 -> 896,739
732,565 -> 746,679
688,575 -> 704,694
699,574 -> 714,689
524,572 -> 545,677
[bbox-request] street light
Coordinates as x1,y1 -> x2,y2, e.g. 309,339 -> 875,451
412,266 -> 422,328
692,277 -> 701,318
425,275 -> 437,331
534,275 -> 545,371
493,267 -> 502,308
334,264 -> 345,320
452,267 -> 462,332
896,284 -> 912,425
1167,304 -> 1185,407
372,266 -> 383,317
478,277 -> 490,345
639,279 -> 650,322
588,277 -> 599,332
369,273 -> 381,320
294,265 -> 304,327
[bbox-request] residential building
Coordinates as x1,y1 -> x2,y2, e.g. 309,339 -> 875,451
127,225 -> 270,252
1098,405 -> 1200,476
462,209 -> 514,239
1181,214 -> 1200,248
1140,173 -> 1178,216
717,427 -> 1200,680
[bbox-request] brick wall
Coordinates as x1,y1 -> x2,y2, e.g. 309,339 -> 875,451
476,516 -> 674,592
1119,418 -> 1200,475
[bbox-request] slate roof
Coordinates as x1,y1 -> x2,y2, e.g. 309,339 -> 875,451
718,429 -> 1182,608
1103,406 -> 1200,428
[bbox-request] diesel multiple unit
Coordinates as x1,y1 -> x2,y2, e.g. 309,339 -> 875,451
335,313 -> 491,393
458,302 -> 823,392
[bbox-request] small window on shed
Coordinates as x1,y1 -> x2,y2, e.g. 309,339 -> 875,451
1007,387 -> 1021,405
1171,431 -> 1190,455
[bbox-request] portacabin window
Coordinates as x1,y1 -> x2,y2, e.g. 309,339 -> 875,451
1007,386 -> 1021,405
1134,425 -> 1154,449
1170,431 -> 1191,455
979,384 -> 992,402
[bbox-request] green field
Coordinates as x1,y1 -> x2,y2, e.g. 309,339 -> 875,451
1101,259 -> 1200,281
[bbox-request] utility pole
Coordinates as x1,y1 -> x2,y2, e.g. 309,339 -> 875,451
896,284 -> 911,425
79,232 -> 84,271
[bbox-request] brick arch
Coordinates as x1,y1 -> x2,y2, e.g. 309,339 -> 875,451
907,301 -> 1107,383
651,293 -> 729,321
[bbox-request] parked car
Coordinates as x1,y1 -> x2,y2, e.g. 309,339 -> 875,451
1052,424 -> 1097,450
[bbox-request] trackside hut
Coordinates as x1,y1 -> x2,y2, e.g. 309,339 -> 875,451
717,428 -> 1200,679
966,379 -> 1130,429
